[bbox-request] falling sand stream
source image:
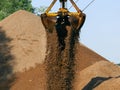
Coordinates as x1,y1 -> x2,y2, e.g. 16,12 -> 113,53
43,16 -> 80,90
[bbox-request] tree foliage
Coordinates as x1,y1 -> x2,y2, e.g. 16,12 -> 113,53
0,0 -> 34,20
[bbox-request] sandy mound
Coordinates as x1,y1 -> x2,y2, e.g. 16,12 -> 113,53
10,64 -> 47,90
73,60 -> 120,90
75,43 -> 107,71
0,10 -> 47,72
0,10 -> 120,90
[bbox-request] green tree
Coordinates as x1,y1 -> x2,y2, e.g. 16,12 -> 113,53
0,0 -> 34,20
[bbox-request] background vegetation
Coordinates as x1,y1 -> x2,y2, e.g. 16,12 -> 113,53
0,0 -> 34,20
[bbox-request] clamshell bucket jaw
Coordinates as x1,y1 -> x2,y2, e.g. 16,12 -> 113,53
41,0 -> 86,32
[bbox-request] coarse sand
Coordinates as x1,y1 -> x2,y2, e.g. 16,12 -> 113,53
0,10 -> 120,90
0,10 -> 47,73
73,60 -> 120,90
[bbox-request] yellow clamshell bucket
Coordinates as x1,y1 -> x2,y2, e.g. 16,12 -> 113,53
41,0 -> 86,32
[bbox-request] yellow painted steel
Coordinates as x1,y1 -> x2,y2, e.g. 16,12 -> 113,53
45,0 -> 57,13
42,0 -> 84,17
45,12 -> 81,17
41,0 -> 86,31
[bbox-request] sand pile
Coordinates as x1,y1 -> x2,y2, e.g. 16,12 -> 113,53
0,10 -> 47,72
0,10 -> 47,89
73,61 -> 120,90
0,10 -> 120,90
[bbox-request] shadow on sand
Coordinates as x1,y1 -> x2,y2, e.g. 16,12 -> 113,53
0,27 -> 15,90
82,76 -> 112,90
